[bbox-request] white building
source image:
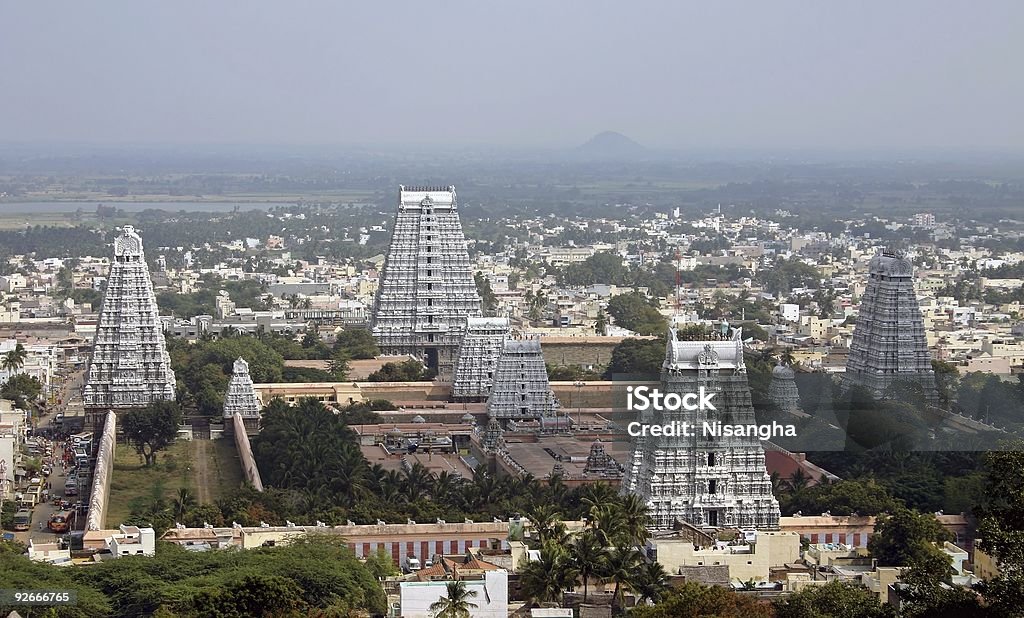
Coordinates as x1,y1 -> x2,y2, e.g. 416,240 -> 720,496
779,303 -> 801,323
0,274 -> 27,293
398,571 -> 508,618
107,525 -> 157,557
0,339 -> 59,394
1,401 -> 28,486
27,540 -> 72,565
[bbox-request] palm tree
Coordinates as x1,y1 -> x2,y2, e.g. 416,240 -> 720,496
402,462 -> 435,502
428,580 -> 478,618
545,473 -> 568,505
2,343 -> 27,373
172,487 -> 197,519
520,542 -> 577,606
526,504 -> 565,546
618,493 -> 653,548
433,471 -> 462,505
1,354 -> 18,373
631,561 -> 670,605
785,468 -> 810,494
571,529 -> 606,602
586,503 -> 627,547
328,353 -> 350,379
603,547 -> 643,612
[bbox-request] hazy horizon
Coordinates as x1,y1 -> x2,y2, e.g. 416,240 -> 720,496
2,1 -> 1023,151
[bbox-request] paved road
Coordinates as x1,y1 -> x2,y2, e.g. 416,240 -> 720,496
12,444 -> 73,545
9,368 -> 87,545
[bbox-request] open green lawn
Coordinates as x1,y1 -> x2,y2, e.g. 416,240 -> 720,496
204,437 -> 247,503
105,438 -> 245,527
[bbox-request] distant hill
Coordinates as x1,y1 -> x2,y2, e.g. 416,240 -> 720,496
577,131 -> 646,156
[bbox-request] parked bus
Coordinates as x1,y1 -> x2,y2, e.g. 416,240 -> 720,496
17,483 -> 43,509
74,448 -> 90,466
13,509 -> 32,531
48,511 -> 73,533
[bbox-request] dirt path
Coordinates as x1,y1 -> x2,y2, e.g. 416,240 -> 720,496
191,439 -> 212,504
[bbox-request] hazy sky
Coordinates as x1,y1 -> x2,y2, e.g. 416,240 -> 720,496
1,1 -> 1022,150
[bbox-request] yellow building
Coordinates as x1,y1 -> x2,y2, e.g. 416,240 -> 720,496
973,543 -> 1001,581
254,382 -> 363,407
647,530 -> 800,582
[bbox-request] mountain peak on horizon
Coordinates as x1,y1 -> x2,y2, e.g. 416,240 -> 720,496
577,131 -> 645,156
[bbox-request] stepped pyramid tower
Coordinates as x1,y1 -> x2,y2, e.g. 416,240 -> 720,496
372,186 -> 482,381
768,364 -> 801,414
485,338 -> 559,425
83,226 -> 176,427
482,417 -> 506,452
623,326 -> 780,530
223,357 -> 262,435
584,440 -> 623,479
844,248 -> 937,402
453,317 -> 511,401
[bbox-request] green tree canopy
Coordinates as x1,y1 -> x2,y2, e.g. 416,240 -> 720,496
758,258 -> 822,295
603,338 -> 663,379
334,328 -> 380,359
976,443 -> 1024,616
773,581 -> 896,618
168,335 -> 284,417
367,359 -> 433,382
120,400 -> 183,466
558,252 -> 629,287
867,506 -> 951,567
1,373 -> 42,409
631,581 -> 774,618
606,292 -> 666,336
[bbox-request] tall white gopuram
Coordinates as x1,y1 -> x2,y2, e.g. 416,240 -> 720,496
83,226 -> 176,427
485,338 -> 559,425
223,357 -> 262,435
844,248 -> 937,402
371,186 -> 482,381
623,326 -> 780,530
452,317 -> 511,401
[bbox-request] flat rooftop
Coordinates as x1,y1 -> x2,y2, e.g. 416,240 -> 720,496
502,434 -> 630,482
359,445 -> 474,478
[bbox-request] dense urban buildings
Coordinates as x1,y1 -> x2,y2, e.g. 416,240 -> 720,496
2,169 -> 1022,617
371,185 -> 482,381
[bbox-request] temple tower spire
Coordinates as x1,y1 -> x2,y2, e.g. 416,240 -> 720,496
83,226 -> 176,427
371,185 -> 482,380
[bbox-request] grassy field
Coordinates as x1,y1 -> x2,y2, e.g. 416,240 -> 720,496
201,437 -> 247,503
105,438 -> 245,527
